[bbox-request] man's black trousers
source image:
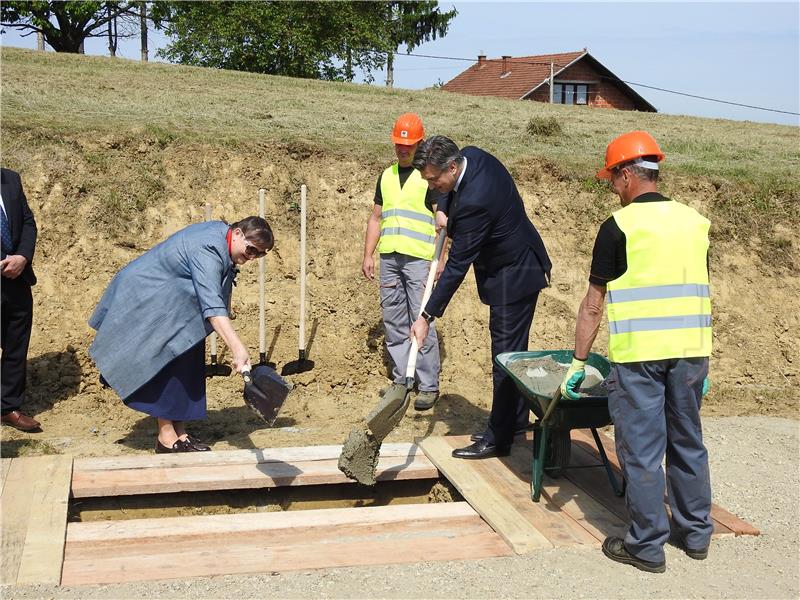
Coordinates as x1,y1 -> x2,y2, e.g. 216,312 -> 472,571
1,277 -> 33,413
486,292 -> 538,447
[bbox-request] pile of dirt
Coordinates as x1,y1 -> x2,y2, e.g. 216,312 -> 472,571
1,131 -> 797,457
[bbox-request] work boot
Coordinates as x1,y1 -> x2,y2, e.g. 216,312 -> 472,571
414,391 -> 439,411
601,537 -> 666,573
680,539 -> 709,560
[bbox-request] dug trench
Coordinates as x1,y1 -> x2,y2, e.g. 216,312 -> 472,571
69,479 -> 461,523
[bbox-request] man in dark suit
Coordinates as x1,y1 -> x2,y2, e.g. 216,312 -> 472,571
1,168 -> 41,432
411,136 -> 551,458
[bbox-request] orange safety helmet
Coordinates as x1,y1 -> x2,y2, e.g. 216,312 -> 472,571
596,130 -> 665,179
391,113 -> 425,146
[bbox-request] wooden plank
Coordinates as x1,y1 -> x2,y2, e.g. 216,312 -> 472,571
67,502 -> 480,543
0,458 -> 11,497
62,502 -> 512,585
1,458 -> 33,585
417,436 -> 552,554
74,442 -> 422,472
444,437 -> 599,547
16,455 -> 73,585
700,503 -> 760,536
72,450 -> 437,498
502,440 -> 627,543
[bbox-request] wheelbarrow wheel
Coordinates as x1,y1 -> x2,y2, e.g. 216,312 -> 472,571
545,430 -> 572,478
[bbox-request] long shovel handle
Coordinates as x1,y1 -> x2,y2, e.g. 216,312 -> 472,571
405,231 -> 447,382
417,231 -> 447,319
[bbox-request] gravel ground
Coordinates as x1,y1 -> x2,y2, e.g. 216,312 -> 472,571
5,416 -> 799,600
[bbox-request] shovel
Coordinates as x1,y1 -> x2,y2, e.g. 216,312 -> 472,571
242,365 -> 292,426
364,230 -> 447,442
338,231 -> 446,485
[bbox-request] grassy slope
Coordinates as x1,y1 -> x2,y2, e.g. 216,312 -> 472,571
2,47 -> 798,191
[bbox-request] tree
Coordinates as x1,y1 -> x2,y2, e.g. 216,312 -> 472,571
1,1 -> 138,53
383,2 -> 457,88
152,1 -> 388,81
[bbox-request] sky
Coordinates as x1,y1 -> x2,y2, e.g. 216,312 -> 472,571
2,1 -> 798,126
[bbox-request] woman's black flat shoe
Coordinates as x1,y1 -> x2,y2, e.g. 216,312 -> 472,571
186,435 -> 211,451
155,438 -> 205,453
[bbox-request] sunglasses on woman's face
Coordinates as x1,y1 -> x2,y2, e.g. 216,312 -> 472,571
244,241 -> 267,259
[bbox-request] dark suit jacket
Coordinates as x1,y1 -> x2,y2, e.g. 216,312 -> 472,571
424,147 -> 551,316
1,168 -> 38,286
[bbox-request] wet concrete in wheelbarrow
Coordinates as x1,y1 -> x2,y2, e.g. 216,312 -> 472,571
506,356 -> 609,398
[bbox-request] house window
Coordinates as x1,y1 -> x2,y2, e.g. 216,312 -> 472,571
553,83 -> 589,105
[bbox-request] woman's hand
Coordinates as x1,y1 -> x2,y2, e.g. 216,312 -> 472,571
208,315 -> 251,373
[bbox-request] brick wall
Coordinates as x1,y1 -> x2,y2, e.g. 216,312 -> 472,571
526,59 -> 641,111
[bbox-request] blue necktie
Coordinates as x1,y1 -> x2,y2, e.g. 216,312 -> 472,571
0,206 -> 12,260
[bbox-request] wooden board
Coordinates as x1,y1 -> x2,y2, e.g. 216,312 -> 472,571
1,455 -> 73,586
502,441 -> 628,543
61,502 -> 512,585
417,436 -> 552,554
418,431 -> 758,554
72,442 -> 437,498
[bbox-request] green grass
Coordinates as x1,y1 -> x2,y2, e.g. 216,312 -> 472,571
1,47 -> 798,226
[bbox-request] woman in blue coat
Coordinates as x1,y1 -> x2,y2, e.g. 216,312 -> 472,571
89,216 -> 273,453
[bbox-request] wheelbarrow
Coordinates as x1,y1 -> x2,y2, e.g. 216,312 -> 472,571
495,350 -> 625,502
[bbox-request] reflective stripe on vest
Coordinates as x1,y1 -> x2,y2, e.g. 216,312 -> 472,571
606,200 -> 712,363
378,164 -> 435,260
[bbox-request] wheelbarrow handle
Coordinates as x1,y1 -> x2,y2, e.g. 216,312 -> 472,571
541,388 -> 562,424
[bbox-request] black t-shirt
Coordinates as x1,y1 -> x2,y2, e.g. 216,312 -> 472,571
589,192 -> 669,286
374,165 -> 443,213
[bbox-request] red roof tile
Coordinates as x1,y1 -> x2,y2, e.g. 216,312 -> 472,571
442,51 -> 586,99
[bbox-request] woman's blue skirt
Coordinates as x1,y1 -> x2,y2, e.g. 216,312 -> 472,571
123,342 -> 206,421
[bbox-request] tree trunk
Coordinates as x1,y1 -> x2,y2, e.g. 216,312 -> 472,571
140,2 -> 148,62
345,46 -> 353,81
107,3 -> 118,57
36,32 -> 45,51
386,51 -> 394,89
78,40 -> 85,54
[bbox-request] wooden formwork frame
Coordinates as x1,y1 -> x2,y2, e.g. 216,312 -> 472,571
1,433 -> 759,587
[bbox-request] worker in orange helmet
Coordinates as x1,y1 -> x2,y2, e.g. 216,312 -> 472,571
361,113 -> 444,410
561,130 -> 713,573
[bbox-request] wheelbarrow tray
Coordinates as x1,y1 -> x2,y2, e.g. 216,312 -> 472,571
495,350 -> 612,431
496,350 -> 623,502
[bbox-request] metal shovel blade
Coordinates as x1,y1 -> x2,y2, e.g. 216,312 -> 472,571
365,382 -> 413,442
242,365 -> 292,426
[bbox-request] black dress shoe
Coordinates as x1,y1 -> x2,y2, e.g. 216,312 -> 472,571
470,425 -> 531,443
452,439 -> 511,459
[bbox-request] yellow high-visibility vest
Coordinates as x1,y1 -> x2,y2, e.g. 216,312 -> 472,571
377,164 -> 435,260
607,200 -> 712,363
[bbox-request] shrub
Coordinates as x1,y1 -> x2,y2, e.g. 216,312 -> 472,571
526,116 -> 562,138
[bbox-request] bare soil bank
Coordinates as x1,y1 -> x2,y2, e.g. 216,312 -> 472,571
1,132 -> 797,458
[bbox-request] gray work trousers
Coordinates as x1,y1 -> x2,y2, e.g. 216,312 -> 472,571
608,357 -> 712,563
379,253 -> 440,392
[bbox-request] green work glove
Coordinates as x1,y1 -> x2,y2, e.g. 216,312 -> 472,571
702,377 -> 710,396
560,357 -> 586,400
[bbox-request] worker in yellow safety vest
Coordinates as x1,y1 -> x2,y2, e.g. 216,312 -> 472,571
560,130 -> 713,573
362,113 -> 444,410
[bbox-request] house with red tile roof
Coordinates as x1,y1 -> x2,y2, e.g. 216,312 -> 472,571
441,49 -> 656,112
